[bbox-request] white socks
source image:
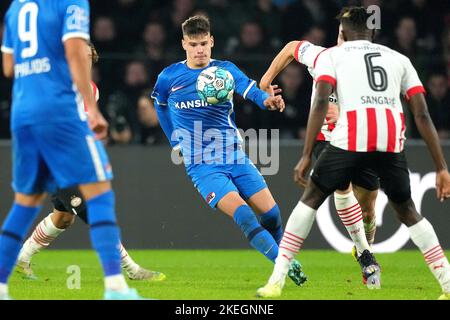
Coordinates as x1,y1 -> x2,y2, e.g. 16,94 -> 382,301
119,243 -> 139,274
104,274 -> 129,292
409,218 -> 450,293
269,201 -> 316,285
334,191 -> 372,256
18,213 -> 65,263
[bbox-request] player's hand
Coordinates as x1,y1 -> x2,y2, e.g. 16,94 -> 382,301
264,95 -> 285,112
293,155 -> 311,187
88,109 -> 109,140
326,102 -> 339,124
262,84 -> 283,97
436,169 -> 450,202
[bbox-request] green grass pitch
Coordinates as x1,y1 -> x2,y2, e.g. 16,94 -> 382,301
8,249 -> 448,300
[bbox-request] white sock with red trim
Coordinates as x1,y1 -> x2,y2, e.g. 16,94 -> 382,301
409,218 -> 450,293
268,201 -> 316,285
18,213 -> 65,263
119,243 -> 140,274
334,192 -> 372,256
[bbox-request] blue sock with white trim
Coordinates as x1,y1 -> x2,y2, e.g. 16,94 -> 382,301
0,203 -> 42,283
259,204 -> 283,245
86,191 -> 122,277
233,205 -> 278,262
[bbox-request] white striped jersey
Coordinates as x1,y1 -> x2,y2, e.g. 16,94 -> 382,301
294,40 -> 337,141
314,40 -> 425,153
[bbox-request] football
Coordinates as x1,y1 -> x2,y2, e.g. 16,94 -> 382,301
196,66 -> 235,105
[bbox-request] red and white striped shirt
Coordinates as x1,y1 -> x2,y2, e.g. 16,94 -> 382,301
295,40 -> 337,141
314,40 -> 425,153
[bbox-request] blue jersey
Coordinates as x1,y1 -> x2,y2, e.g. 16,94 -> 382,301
151,59 -> 270,167
1,0 -> 90,130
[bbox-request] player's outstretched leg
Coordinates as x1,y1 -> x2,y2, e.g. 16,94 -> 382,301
391,199 -> 450,299
249,190 -> 307,286
334,190 -> 380,289
81,183 -> 144,300
256,200 -> 316,298
16,211 -> 73,279
0,194 -> 45,300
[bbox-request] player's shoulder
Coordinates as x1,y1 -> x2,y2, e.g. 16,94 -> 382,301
158,60 -> 187,80
298,40 -> 327,53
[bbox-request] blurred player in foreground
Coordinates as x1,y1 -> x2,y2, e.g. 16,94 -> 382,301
15,42 -> 165,283
257,6 -> 450,299
260,20 -> 380,286
0,0 -> 144,299
151,15 -> 307,286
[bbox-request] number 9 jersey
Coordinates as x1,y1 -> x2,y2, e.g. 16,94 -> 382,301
1,0 -> 90,130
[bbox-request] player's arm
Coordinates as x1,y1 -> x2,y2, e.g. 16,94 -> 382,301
151,72 -> 179,149
408,93 -> 450,201
401,56 -> 450,201
294,81 -> 333,187
1,11 -> 14,78
260,41 -> 299,92
64,38 -> 107,139
2,53 -> 13,78
152,98 -> 177,148
226,62 -> 285,112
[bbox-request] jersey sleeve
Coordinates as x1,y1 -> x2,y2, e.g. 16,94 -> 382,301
224,61 -> 269,109
400,56 -> 426,101
151,71 -> 169,106
1,10 -> 14,54
61,0 -> 90,43
313,49 -> 336,89
294,41 -> 327,69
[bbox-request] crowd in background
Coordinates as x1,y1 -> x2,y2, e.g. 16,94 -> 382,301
1,0 -> 449,145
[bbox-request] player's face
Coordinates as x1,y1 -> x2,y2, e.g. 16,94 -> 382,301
182,33 -> 214,68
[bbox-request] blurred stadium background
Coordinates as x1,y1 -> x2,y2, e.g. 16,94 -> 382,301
0,0 -> 449,252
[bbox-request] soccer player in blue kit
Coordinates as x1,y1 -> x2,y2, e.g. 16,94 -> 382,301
151,15 -> 307,286
0,0 -> 143,299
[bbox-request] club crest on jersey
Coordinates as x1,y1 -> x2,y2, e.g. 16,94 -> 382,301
175,100 -> 210,109
206,192 -> 216,204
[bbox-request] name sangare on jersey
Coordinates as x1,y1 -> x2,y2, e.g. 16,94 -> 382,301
313,40 -> 425,153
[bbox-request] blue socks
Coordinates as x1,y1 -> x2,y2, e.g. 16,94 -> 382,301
86,191 -> 121,277
233,205 -> 278,262
259,204 -> 283,245
0,203 -> 42,283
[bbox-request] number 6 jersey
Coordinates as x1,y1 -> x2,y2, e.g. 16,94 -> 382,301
313,40 -> 425,153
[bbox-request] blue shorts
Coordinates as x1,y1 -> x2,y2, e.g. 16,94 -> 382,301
187,156 -> 268,208
12,121 -> 113,194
